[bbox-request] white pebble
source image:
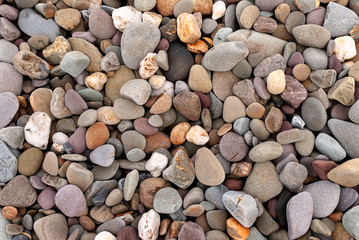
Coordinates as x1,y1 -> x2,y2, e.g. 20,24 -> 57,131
138,209 -> 160,240
139,53 -> 159,79
151,81 -> 175,98
112,6 -> 142,32
94,231 -> 116,240
186,125 -> 209,145
149,75 -> 166,89
212,1 -> 226,20
142,12 -> 162,28
145,152 -> 168,177
24,112 -> 51,150
52,132 -> 69,145
85,72 -> 108,91
334,36 -> 357,62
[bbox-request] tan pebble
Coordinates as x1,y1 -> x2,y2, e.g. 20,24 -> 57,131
170,122 -> 191,145
54,8 -> 82,31
264,107 -> 283,133
327,77 -> 355,106
186,37 -> 213,53
186,125 -> 209,145
188,64 -> 212,93
79,215 -> 95,232
223,96 -> 246,123
150,93 -> 172,114
240,5 -> 260,30
275,3 -> 290,24
97,106 -> 121,125
267,69 -> 286,94
159,218 -> 171,235
85,72 -> 108,91
177,13 -> 201,43
293,64 -> 311,81
246,102 -> 265,119
217,123 -> 232,136
149,75 -> 166,89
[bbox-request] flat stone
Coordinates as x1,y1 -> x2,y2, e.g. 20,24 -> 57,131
315,133 -> 346,161
120,79 -> 151,105
303,47 -> 328,70
154,187 -> 182,214
302,180 -> 340,218
292,24 -> 331,48
253,54 -> 286,78
195,148 -> 225,186
243,161 -> 283,202
55,184 -> 86,217
0,175 -> 37,207
24,112 -> 51,150
279,162 -> 308,192
202,41 -> 249,71
124,170 -> 139,201
0,126 -> 24,149
249,141 -> 283,162
301,97 -> 327,131
0,63 -> 23,96
219,132 -> 248,162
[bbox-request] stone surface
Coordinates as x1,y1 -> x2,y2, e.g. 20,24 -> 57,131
55,184 -> 86,217
195,148 -> 225,186
0,175 -> 37,207
315,133 -> 346,161
328,158 -> 359,187
34,214 -> 68,240
24,112 -> 51,150
154,187 -> 182,214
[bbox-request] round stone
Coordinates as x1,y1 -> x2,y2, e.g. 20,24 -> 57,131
55,184 -> 87,217
153,187 -> 182,214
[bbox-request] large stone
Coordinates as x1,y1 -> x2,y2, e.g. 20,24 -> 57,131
18,8 -> 63,42
0,92 -> 19,130
0,63 -> 23,96
195,148 -> 225,186
202,41 -> 249,71
34,214 -> 68,240
323,2 -> 359,38
121,22 -> 161,69
301,97 -> 327,131
226,29 -> 287,57
342,206 -> 359,239
328,158 -> 359,187
0,175 -> 37,207
292,24 -> 331,49
315,133 -> 346,161
0,39 -> 18,64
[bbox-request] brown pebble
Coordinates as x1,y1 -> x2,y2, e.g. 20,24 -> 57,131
293,63 -> 311,81
160,218 -> 171,235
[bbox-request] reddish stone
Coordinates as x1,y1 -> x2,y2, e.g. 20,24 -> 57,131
194,91 -> 211,108
281,75 -> 308,109
223,179 -> 244,191
144,131 -> 171,154
312,160 -> 338,180
134,118 -> 158,136
267,198 -> 277,219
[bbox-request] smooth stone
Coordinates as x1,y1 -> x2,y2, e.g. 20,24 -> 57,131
222,191 -> 258,228
60,51 -> 90,78
173,91 -> 201,121
0,39 -> 18,64
202,41 -> 248,71
121,22 -> 161,69
337,187 -> 358,212
67,163 -> 94,192
145,152 -> 168,177
223,96 -> 246,123
78,109 -> 97,127
37,187 -> 56,210
120,79 -> 151,105
124,170 -> 139,201
279,162 -> 308,192
249,141 -> 283,162
0,140 -> 17,183
0,63 -> 23,95
85,180 -> 117,206
65,89 -> 88,115
89,9 -> 116,39
243,161 -> 283,202
202,18 -> 217,34
178,221 -> 205,240
96,217 -> 125,236
195,147 -> 225,186
17,147 -> 43,177
112,6 -> 142,32
349,100 -> 359,123
154,187 -> 182,214
328,158 -> 359,187
126,148 -> 146,162
286,192 -> 313,239
92,161 -> 120,181
183,187 -> 204,209
13,50 -> 49,79
121,130 -> 146,154
302,180 -> 340,218
213,27 -> 233,46
18,9 -> 63,42
328,119 -> 359,158
310,69 -> 337,88
303,47 -> 328,70
90,144 -> 115,167
323,2 -> 359,38
219,132 -> 248,162
113,97 -> 144,120
253,54 -> 286,78
226,29 -> 287,57
342,206 -> 359,239
0,175 -> 37,207
301,97 -> 327,131
205,185 -> 229,210
292,24 -> 331,49
164,42 -> 194,82
55,184 -> 86,217
233,117 -> 250,136
315,133 -> 346,161
34,214 -> 68,240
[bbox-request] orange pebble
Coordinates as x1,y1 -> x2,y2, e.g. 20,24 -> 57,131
170,122 -> 191,145
17,96 -> 27,108
329,212 -> 344,222
226,217 -> 250,240
2,206 -> 18,220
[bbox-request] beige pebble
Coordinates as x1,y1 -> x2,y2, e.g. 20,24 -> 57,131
212,1 -> 226,20
267,69 -> 286,95
85,72 -> 108,91
333,36 -> 357,62
149,75 -> 166,90
186,125 -> 209,145
97,106 -> 121,125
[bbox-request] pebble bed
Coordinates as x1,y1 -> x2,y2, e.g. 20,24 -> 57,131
0,0 -> 359,239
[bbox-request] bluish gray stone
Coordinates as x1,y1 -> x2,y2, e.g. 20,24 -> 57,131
154,187 -> 182,214
60,51 -> 90,78
315,133 -> 346,161
0,39 -> 18,64
89,144 -> 115,167
342,206 -> 359,239
323,2 -> 359,37
205,185 -> 229,210
213,27 -> 233,45
0,139 -> 17,183
18,8 -> 63,42
337,187 -> 358,212
0,126 -> 24,149
0,208 -> 12,240
222,191 -> 258,228
233,117 -> 250,135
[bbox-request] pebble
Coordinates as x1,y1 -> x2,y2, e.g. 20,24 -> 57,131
219,132 -> 248,162
112,6 -> 142,32
254,54 -> 286,78
267,69 -> 286,95
42,36 -> 71,65
222,191 -> 258,228
303,47 -> 328,70
249,141 -> 283,162
18,9 -> 62,42
124,169 -> 139,201
243,161 -> 283,202
292,24 -> 331,49
114,97 -> 145,120
302,180 -> 340,218
240,5 -> 260,30
342,206 -> 359,239
55,184 -> 86,217
94,231 -> 116,240
286,192 -> 313,239
0,175 -> 37,207
38,187 -> 56,210
67,163 -> 94,192
279,162 -> 308,192
138,209 -> 160,240
186,125 -> 209,145
0,63 -> 23,96
60,51 -> 90,78
89,9 -> 116,39
226,217 -> 249,240
145,152 -> 168,177
173,91 -> 201,121
121,22 -> 160,69
0,39 -> 18,64
328,158 -> 359,187
154,187 -> 182,214
54,8 -> 81,31
177,13 -> 201,44
338,187 -> 358,212
212,1 -> 226,20
328,77 -> 355,106
0,140 -> 17,183
323,2 -> 359,38
301,97 -> 327,131
163,150 -> 195,189
178,221 -> 205,240
223,96 -> 246,123
120,79 -> 151,105
0,17 -> 21,41
24,112 -> 51,150
34,214 -> 68,240
0,126 -> 24,150
314,133 -> 346,161
212,71 -> 239,101
195,147 -> 225,186
202,41 -> 248,72
188,65 -> 212,93
13,50 -> 49,79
